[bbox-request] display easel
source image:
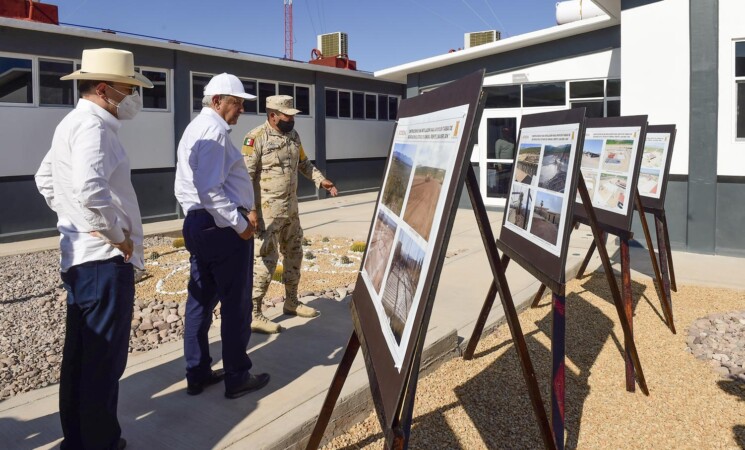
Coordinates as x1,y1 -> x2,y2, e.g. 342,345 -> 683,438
464,114 -> 652,450
463,176 -> 648,450
306,70 -> 554,450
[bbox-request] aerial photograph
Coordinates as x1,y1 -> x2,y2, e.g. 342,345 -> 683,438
381,143 -> 417,216
538,143 -> 571,193
402,145 -> 450,241
364,210 -> 398,293
600,139 -> 634,173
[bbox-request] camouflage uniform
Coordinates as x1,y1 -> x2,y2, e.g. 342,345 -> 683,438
242,121 -> 325,312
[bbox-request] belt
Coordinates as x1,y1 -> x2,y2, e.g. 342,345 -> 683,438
187,209 -> 210,216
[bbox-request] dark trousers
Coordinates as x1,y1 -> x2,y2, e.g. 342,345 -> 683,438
59,256 -> 134,450
183,211 -> 254,390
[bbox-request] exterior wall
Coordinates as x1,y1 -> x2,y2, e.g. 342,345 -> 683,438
620,0 -> 690,175
717,0 -> 745,175
0,22 -> 404,241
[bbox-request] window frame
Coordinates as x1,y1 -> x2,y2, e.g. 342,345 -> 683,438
37,56 -> 76,108
136,66 -> 170,112
735,41 -> 745,140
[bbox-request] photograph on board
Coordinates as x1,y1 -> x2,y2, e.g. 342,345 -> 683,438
530,190 -> 563,245
581,139 -> 604,170
364,210 -> 399,294
381,143 -> 417,216
515,143 -> 541,185
380,229 -> 425,343
402,145 -> 450,241
538,143 -> 572,193
600,139 -> 634,173
507,182 -> 532,230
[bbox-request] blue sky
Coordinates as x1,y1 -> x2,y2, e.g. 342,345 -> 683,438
53,0 -> 559,72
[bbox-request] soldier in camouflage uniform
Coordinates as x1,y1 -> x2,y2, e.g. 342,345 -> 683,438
242,95 -> 338,334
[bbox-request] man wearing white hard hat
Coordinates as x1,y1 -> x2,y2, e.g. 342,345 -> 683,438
175,73 -> 270,400
242,95 -> 338,334
35,48 -> 153,450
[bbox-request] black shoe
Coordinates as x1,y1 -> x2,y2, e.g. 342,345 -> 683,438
187,368 -> 226,395
224,373 -> 270,399
117,438 -> 127,450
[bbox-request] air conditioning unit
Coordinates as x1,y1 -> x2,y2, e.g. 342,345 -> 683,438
464,30 -> 501,49
317,32 -> 348,58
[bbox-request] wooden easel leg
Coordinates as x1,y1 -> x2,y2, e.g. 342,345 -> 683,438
634,192 -> 675,333
466,166 -> 557,450
620,239 -> 635,392
463,255 -> 510,360
577,176 -> 648,395
655,214 -> 675,330
551,292 -> 566,450
530,283 -> 548,308
660,213 -> 677,292
305,332 -> 361,450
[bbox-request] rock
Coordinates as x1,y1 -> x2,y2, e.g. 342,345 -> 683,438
154,321 -> 169,331
336,288 -> 348,298
139,322 -> 154,331
166,314 -> 180,324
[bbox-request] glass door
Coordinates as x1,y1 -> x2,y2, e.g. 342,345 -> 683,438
481,116 -> 517,204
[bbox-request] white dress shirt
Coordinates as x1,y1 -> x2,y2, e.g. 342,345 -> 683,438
35,99 -> 144,271
174,107 -> 254,234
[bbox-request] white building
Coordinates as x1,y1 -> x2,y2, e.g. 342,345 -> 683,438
375,0 -> 745,256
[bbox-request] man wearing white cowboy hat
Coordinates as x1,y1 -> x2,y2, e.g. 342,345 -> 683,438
35,48 -> 153,450
175,73 -> 270,400
242,95 -> 338,334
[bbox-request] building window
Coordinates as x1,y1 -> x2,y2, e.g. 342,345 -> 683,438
388,96 -> 398,121
523,82 -> 565,107
606,79 -> 621,97
338,91 -> 351,118
365,94 -> 376,119
571,101 -> 604,118
295,86 -> 310,115
0,56 -> 33,104
39,59 -> 74,106
352,92 -> 364,119
141,69 -> 167,110
258,82 -> 276,114
484,85 -> 521,108
240,79 -> 257,113
192,74 -> 211,111
736,42 -> 745,138
570,80 -> 604,99
377,94 -> 388,121
278,83 -> 293,97
325,89 -> 338,118
606,100 -> 620,117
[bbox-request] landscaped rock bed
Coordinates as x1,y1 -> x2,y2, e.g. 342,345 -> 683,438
0,235 -> 361,400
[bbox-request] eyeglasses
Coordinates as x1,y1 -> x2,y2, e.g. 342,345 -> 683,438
108,84 -> 138,96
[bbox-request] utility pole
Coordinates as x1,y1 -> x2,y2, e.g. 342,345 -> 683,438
284,0 -> 293,60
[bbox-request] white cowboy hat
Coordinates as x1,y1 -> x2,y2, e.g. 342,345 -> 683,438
61,48 -> 153,88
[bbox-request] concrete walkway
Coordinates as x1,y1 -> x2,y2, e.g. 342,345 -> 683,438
0,192 -> 743,449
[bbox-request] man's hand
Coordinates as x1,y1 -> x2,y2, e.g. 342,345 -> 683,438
321,179 -> 338,197
248,210 -> 259,230
91,229 -> 134,262
238,221 -> 255,240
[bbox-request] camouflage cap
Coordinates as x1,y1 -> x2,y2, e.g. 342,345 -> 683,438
266,95 -> 301,116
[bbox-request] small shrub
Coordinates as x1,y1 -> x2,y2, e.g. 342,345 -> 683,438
173,238 -> 185,248
350,241 -> 366,252
304,250 -> 316,260
321,236 -> 330,243
340,255 -> 351,264
149,251 -> 160,260
302,237 -> 311,246
272,264 -> 284,282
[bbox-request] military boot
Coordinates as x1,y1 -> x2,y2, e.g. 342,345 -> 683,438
283,296 -> 320,318
251,300 -> 282,334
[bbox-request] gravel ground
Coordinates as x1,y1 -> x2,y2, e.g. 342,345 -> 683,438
0,235 -> 359,401
322,274 -> 745,449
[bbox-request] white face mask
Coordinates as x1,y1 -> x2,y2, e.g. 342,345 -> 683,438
106,86 -> 143,120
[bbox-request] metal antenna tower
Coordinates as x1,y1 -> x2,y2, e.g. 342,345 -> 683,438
284,0 -> 293,60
